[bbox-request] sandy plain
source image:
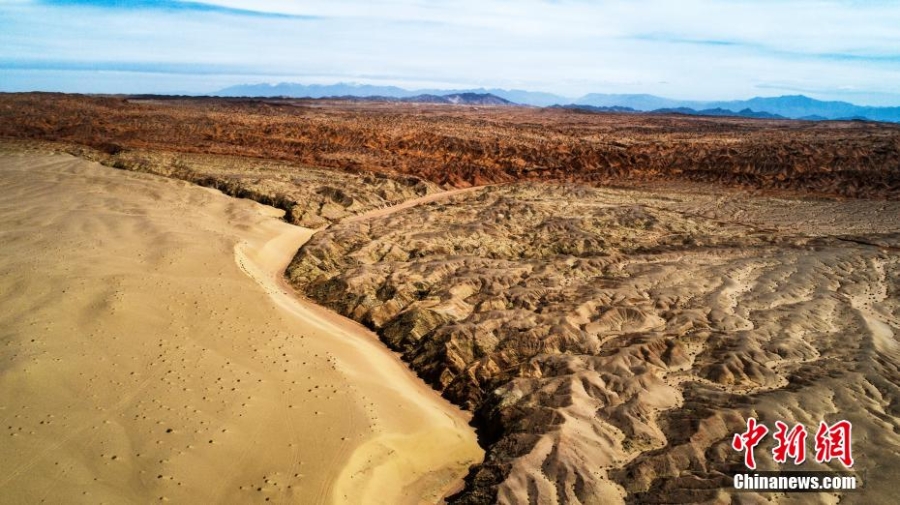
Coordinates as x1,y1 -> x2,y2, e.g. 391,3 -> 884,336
0,152 -> 482,504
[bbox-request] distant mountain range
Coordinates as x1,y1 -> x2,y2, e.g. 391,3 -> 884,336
326,92 -> 514,106
217,82 -> 558,106
216,82 -> 900,122
557,104 -> 790,120
574,94 -> 900,122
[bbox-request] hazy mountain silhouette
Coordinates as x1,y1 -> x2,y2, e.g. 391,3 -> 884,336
216,83 -> 900,121
577,93 -> 900,122
217,82 -> 564,106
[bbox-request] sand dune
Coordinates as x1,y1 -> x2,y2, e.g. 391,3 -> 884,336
0,153 -> 482,504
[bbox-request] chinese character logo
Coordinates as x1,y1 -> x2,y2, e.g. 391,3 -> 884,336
732,417 -> 769,470
772,421 -> 808,465
814,420 -> 854,468
732,418 -> 854,470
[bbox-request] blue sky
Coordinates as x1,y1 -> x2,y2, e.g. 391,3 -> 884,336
1,0 -> 899,104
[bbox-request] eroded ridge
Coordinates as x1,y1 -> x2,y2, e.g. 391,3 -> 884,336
287,183 -> 900,503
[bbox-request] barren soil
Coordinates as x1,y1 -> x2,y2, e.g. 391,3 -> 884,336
288,183 -> 900,503
2,93 -> 899,199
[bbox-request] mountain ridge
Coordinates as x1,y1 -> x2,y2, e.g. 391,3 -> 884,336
215,82 -> 900,122
217,82 -> 561,106
576,93 -> 900,122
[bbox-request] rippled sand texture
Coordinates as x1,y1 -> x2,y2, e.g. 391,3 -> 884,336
289,183 -> 900,503
0,153 -> 482,504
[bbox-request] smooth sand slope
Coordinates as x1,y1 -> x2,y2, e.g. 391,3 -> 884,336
0,153 -> 482,504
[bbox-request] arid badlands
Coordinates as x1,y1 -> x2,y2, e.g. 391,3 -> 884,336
1,93 -> 899,504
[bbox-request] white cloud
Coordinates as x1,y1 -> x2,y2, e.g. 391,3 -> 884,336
1,0 -> 899,103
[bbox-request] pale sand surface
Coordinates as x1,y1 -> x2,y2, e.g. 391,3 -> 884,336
0,153 -> 482,504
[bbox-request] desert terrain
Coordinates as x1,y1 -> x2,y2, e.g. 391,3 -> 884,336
1,93 -> 899,504
289,182 -> 900,503
0,151 -> 481,504
1,93 -> 898,200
